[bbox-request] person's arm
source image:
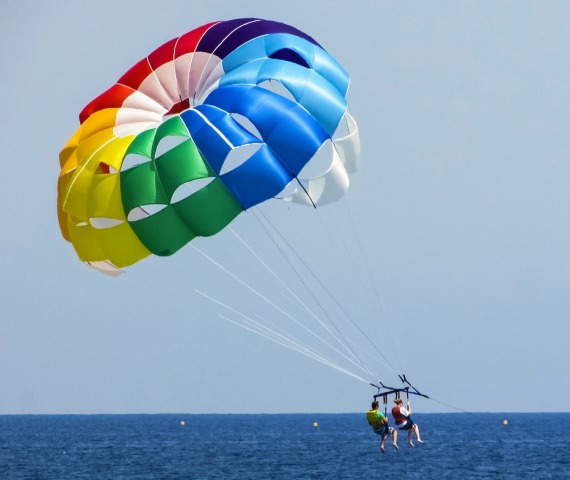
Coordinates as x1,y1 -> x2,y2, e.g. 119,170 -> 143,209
406,402 -> 412,415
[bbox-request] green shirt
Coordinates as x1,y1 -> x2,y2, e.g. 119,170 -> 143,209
366,409 -> 387,430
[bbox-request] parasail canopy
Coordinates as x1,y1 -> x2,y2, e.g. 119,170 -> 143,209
57,18 -> 359,275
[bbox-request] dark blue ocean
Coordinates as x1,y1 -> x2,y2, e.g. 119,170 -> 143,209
0,413 -> 568,479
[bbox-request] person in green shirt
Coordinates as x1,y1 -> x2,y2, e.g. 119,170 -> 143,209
366,400 -> 398,453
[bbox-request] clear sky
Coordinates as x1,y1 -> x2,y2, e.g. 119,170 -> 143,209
1,0 -> 569,414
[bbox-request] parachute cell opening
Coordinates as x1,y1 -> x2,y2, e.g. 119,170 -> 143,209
269,48 -> 311,69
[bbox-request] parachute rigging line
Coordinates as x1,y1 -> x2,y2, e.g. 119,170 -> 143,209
337,196 -> 404,373
196,289 -> 368,383
295,177 -> 317,209
254,205 -> 399,378
245,209 -> 374,378
228,224 -> 364,371
311,205 -> 401,374
191,243 -> 374,379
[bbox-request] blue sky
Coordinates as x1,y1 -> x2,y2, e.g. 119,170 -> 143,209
1,0 -> 569,414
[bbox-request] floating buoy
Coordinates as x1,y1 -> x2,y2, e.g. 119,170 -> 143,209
313,422 -> 318,427
503,419 -> 508,425
180,421 -> 186,426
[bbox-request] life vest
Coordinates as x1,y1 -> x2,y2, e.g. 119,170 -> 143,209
367,409 -> 386,429
391,406 -> 407,425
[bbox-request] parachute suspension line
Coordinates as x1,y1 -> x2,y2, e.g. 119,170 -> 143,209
190,243 -> 373,378
253,206 -> 389,381
336,196 -> 404,373
228,223 -> 372,378
424,396 -> 473,414
295,178 -> 317,209
195,290 -> 369,383
218,313 -> 369,383
299,206 -> 400,376
250,208 -> 379,383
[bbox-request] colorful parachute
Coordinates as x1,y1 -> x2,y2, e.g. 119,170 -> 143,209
57,18 -> 359,275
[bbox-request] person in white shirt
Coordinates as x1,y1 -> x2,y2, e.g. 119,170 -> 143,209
391,398 -> 423,447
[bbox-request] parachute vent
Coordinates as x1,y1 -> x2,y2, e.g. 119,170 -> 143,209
269,48 -> 310,69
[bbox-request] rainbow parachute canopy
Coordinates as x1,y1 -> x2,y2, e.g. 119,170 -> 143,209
57,18 -> 359,275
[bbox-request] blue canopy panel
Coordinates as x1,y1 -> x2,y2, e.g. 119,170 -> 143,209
181,85 -> 329,209
180,105 -> 256,173
220,34 -> 349,136
221,33 -> 349,96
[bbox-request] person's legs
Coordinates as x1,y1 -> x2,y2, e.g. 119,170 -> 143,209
414,424 -> 423,443
380,434 -> 387,453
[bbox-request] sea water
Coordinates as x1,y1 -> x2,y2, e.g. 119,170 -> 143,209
0,413 -> 568,479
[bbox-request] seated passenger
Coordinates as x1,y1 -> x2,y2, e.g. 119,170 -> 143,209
391,398 -> 423,446
367,400 -> 398,453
